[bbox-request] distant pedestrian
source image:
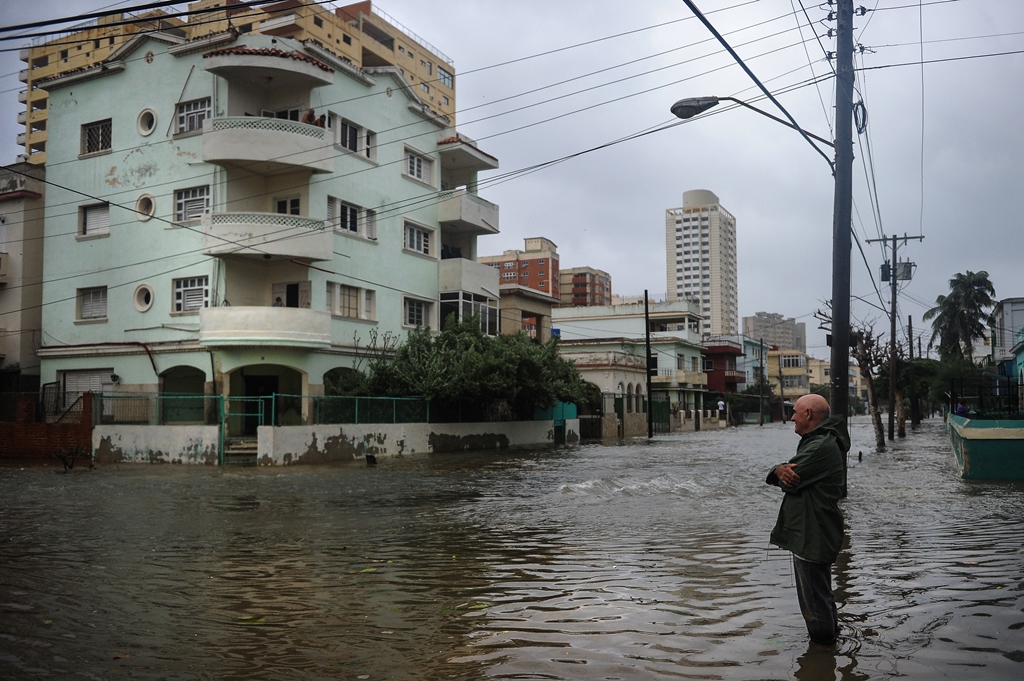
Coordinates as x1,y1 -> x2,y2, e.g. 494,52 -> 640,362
302,108 -> 317,125
955,401 -> 968,416
273,297 -> 284,308
717,398 -> 725,413
766,393 -> 848,645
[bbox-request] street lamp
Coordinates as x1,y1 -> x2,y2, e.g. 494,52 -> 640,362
671,96 -> 835,156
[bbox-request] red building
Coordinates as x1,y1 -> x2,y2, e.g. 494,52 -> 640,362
702,338 -> 745,393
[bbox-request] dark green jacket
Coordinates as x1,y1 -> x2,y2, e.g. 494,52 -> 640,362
766,415 -> 849,563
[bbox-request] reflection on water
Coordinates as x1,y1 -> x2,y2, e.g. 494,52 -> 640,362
1,418 -> 1022,679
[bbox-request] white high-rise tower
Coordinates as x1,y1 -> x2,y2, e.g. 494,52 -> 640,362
665,189 -> 738,336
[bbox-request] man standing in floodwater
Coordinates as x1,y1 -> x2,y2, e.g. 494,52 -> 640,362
766,394 -> 849,644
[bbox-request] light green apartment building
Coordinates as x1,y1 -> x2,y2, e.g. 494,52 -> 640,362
38,29 -> 500,408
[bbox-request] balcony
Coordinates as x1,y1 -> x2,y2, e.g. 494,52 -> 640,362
259,13 -> 302,37
16,132 -> 26,146
18,69 -> 28,83
202,117 -> 333,174
438,189 -> 499,235
17,111 -> 26,124
439,257 -> 499,298
723,369 -> 746,382
199,306 -> 330,348
201,212 -> 330,261
652,368 -> 709,387
203,46 -> 333,88
18,90 -> 27,104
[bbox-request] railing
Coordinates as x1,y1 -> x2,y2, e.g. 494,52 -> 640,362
94,393 -> 221,426
209,116 -> 325,140
211,212 -> 325,231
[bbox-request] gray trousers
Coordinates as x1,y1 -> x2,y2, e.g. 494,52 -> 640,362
792,555 -> 838,644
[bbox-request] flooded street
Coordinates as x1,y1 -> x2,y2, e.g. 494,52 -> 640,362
2,417 -> 1022,680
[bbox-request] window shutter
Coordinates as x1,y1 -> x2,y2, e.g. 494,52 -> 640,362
299,281 -> 311,309
327,198 -> 336,230
363,210 -> 377,240
84,205 -> 110,235
182,287 -> 205,311
326,282 -> 334,313
81,287 -> 107,318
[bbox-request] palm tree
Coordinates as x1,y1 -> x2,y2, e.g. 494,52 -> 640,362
923,271 -> 996,362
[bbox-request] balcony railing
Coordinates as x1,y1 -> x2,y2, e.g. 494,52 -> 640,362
201,212 -> 330,261
200,306 -> 330,348
652,368 -> 709,386
439,257 -> 499,298
202,117 -> 333,174
438,189 -> 499,235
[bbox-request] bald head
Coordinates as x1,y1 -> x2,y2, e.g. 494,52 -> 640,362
792,394 -> 831,435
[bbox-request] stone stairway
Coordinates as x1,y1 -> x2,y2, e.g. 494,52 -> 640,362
223,438 -> 258,466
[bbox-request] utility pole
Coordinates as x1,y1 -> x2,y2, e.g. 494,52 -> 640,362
867,233 -> 924,440
909,315 -> 920,428
644,290 -> 654,439
759,337 -> 765,426
829,0 -> 854,425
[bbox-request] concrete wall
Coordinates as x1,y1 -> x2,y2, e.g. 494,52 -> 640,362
258,419 -> 580,465
93,425 -> 219,464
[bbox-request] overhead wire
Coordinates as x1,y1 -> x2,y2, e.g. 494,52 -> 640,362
22,15 -> 828,238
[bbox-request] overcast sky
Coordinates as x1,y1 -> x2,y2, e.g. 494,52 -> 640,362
2,0 -> 1022,359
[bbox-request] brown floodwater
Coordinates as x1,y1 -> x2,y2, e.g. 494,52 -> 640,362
1,417 -> 1022,680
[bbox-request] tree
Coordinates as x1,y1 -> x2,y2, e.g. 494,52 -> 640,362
852,324 -> 886,451
923,271 -> 996,362
361,316 -> 591,419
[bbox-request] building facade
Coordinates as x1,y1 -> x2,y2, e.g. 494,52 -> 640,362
665,189 -> 738,337
701,337 -> 745,394
767,349 -> 810,402
991,297 -> 1024,369
742,311 -> 807,353
36,28 -> 498,415
559,267 -> 611,307
479,237 -> 560,300
552,300 -> 708,411
0,165 -> 45,394
16,1 -> 457,166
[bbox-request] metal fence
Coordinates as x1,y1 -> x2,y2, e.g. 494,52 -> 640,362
94,392 -> 221,426
8,390 -> 572,427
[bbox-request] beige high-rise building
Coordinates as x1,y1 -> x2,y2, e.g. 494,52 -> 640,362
665,189 -> 737,337
15,0 -> 456,165
742,311 -> 806,352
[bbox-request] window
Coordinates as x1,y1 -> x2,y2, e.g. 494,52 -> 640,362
175,186 -> 209,222
501,271 -> 516,280
404,223 -> 431,256
328,197 -> 376,239
176,98 -> 210,133
78,286 -> 107,320
438,67 -> 453,88
404,150 -> 433,184
330,114 -> 376,159
703,359 -> 714,371
81,204 -> 110,236
439,292 -> 498,335
326,282 -> 375,320
81,119 -> 111,154
174,276 -> 209,312
420,83 -> 429,94
404,298 -> 431,328
275,197 -> 300,215
782,354 -> 805,369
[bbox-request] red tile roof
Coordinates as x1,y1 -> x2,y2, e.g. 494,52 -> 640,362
203,47 -> 334,72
